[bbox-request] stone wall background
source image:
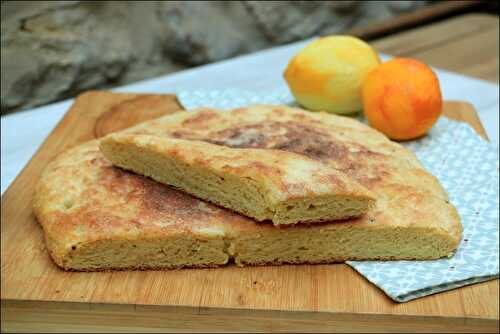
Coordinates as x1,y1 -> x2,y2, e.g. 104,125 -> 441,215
1,1 -> 427,114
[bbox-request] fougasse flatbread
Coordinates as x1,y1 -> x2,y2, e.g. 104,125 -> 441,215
33,95 -> 462,271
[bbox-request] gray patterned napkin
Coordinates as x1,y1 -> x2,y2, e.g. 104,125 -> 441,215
177,89 -> 499,302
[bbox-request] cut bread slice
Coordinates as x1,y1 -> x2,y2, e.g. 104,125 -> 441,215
99,134 -> 376,225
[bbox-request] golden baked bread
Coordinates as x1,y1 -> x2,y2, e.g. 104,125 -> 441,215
100,134 -> 376,225
33,101 -> 462,271
34,140 -> 461,271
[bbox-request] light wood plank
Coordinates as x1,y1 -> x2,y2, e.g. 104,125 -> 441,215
372,14 -> 499,82
2,300 -> 498,333
347,0 -> 483,40
410,25 -> 499,82
372,14 -> 498,56
1,90 -> 497,332
443,101 -> 488,139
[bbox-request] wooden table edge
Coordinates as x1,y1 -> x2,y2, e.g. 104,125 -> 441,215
2,299 -> 498,333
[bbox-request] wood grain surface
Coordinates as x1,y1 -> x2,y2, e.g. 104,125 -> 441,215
372,14 -> 499,82
1,91 -> 498,333
347,1 -> 483,41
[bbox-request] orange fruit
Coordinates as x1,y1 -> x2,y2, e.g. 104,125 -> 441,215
362,58 -> 442,140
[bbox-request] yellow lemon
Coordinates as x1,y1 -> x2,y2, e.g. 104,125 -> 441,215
284,35 -> 381,115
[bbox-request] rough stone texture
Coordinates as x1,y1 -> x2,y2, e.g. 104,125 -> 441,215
243,1 -> 355,43
1,1 -> 185,113
158,1 -> 268,65
1,1 -> 426,114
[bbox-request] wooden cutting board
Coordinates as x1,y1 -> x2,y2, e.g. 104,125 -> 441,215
1,91 -> 498,333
